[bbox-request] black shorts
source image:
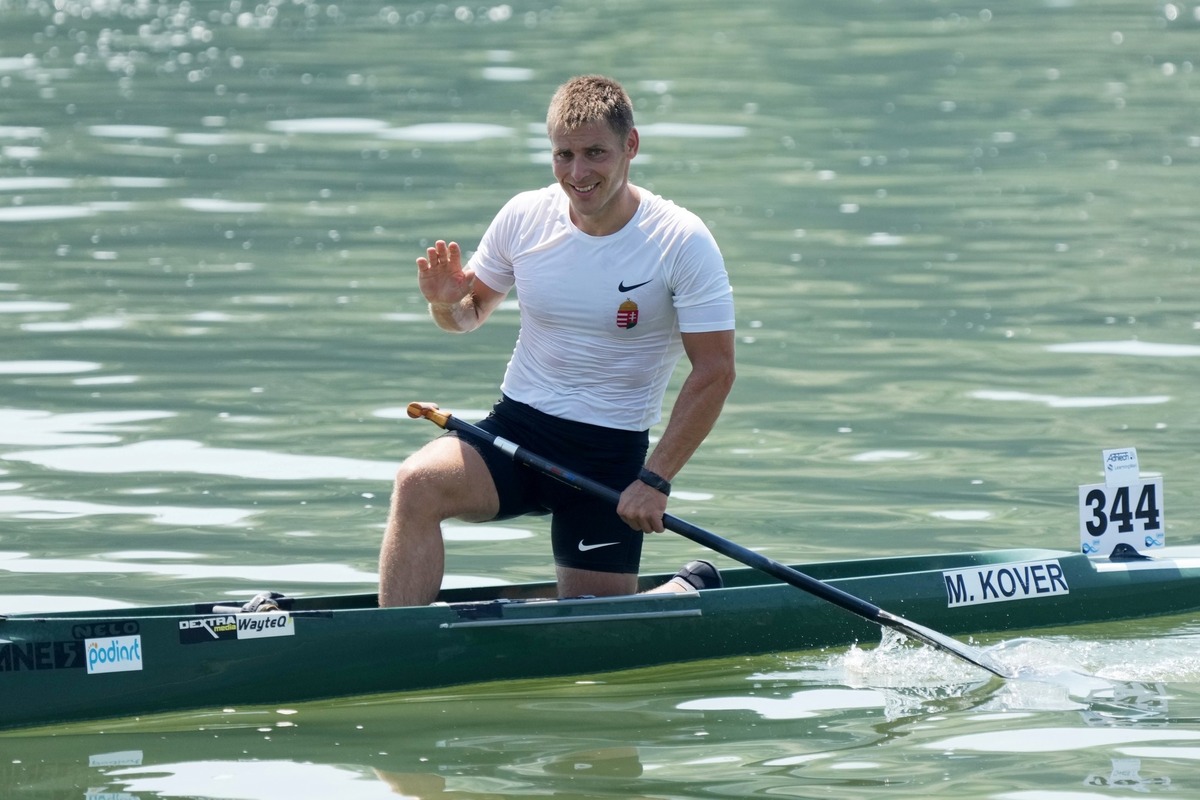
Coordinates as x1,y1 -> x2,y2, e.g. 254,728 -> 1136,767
450,396 -> 649,574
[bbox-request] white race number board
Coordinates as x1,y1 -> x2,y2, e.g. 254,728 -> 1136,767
1079,446 -> 1164,555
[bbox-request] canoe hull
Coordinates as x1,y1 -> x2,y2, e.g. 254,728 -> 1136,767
3,546 -> 1200,730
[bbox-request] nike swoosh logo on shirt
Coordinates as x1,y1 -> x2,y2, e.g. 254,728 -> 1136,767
578,540 -> 620,552
618,278 -> 653,292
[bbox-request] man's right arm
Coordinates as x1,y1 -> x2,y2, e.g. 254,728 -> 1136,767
418,239 -> 508,333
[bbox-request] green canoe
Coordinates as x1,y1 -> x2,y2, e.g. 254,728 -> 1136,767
3,545 -> 1199,731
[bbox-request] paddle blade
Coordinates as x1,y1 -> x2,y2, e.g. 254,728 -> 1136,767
877,609 -> 1013,679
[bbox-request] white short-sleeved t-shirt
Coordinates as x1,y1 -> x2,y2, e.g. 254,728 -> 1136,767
469,183 -> 734,431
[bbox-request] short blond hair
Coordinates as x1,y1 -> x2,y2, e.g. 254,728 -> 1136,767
546,75 -> 634,139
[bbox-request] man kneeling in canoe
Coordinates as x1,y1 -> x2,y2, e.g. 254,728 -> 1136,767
379,75 -> 736,607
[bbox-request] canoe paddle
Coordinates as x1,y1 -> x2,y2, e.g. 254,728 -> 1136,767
407,402 -> 1013,680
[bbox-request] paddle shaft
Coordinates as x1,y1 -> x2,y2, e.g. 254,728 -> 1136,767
407,402 -> 1011,679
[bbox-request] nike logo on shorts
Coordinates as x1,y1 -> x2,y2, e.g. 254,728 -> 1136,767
618,278 -> 653,292
578,540 -> 620,552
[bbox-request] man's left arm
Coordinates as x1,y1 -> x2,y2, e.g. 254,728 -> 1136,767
616,329 -> 736,533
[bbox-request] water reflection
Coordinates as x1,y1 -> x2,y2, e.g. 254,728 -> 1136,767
23,316 -> 127,332
266,119 -> 391,135
970,389 -> 1171,409
0,492 -> 250,526
0,300 -> 71,313
1047,341 -> 1200,358
0,205 -> 98,221
112,760 -> 400,800
0,409 -> 173,446
679,687 -> 885,719
0,359 -> 100,373
0,550 -> 376,584
5,439 -> 396,480
378,123 -> 515,142
924,727 -> 1200,754
179,198 -> 267,213
0,593 -> 136,612
1082,758 -> 1173,792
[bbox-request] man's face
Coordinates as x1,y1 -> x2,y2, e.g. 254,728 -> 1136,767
550,120 -> 639,235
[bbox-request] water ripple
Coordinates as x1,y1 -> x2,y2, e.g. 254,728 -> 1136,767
0,360 -> 101,374
1047,341 -> 1200,357
0,494 -> 251,526
970,389 -> 1171,408
4,439 -> 396,481
266,118 -> 391,134
0,206 -> 96,222
0,551 -> 375,584
378,123 -> 514,142
0,409 -> 173,446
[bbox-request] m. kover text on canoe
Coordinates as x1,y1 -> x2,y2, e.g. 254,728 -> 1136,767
943,559 -> 1069,607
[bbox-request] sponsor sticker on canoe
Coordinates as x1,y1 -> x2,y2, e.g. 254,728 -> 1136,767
942,559 -> 1069,608
0,640 -> 86,672
85,635 -> 144,675
178,613 -> 294,644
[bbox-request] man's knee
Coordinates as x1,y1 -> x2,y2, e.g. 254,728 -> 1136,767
389,442 -> 498,522
391,456 -> 449,515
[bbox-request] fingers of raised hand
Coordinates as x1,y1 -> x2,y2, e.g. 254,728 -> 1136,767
419,241 -> 460,270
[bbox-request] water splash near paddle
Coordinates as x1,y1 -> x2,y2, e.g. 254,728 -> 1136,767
810,625 -> 1200,720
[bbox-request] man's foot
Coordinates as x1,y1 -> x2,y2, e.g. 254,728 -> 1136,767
240,591 -> 288,612
668,559 -> 723,592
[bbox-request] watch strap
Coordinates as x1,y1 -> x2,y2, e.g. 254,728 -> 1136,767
637,468 -> 672,496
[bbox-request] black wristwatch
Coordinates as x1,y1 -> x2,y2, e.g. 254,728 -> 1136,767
637,468 -> 672,496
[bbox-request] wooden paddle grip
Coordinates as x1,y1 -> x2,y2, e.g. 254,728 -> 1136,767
406,402 -> 451,429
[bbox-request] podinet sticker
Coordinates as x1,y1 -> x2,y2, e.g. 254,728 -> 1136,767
85,635 -> 144,675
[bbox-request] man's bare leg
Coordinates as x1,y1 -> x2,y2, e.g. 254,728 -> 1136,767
556,566 -> 639,598
379,437 -> 499,607
555,564 -> 714,598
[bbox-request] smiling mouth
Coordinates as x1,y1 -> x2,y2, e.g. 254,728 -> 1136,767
571,182 -> 599,195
